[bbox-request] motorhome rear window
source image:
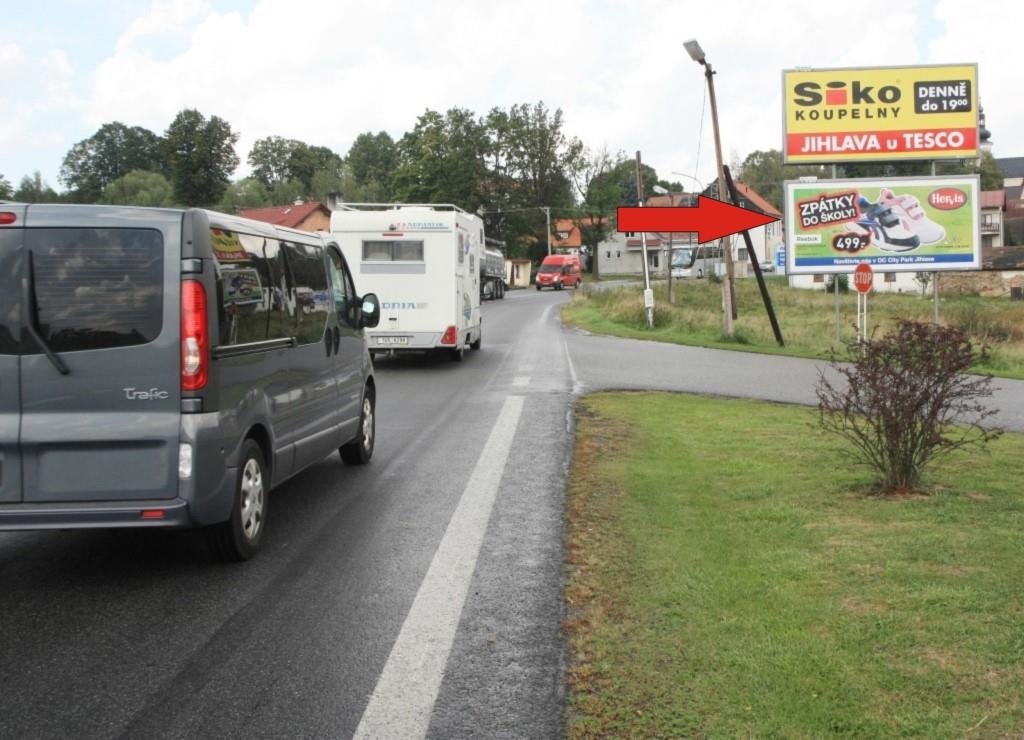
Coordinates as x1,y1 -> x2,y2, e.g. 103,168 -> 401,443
362,240 -> 424,262
27,228 -> 163,353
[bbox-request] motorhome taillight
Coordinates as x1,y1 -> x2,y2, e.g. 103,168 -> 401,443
0,212 -> 16,225
181,279 -> 208,391
440,326 -> 457,345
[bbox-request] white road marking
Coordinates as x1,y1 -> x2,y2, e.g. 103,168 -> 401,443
512,375 -> 531,387
353,395 -> 526,740
536,304 -> 554,330
563,333 -> 583,395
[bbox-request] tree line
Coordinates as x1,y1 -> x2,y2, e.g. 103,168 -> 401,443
1,102 -> 684,260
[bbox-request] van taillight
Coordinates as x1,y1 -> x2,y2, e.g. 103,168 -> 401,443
440,326 -> 457,345
181,279 -> 208,391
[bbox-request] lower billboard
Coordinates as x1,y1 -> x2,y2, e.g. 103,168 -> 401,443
784,175 -> 980,274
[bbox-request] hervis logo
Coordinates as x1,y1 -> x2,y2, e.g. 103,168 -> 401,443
928,188 -> 968,211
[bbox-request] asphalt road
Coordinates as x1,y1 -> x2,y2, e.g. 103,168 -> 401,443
4,285 -> 1021,740
0,287 -> 577,740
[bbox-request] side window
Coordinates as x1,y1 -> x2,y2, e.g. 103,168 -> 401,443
262,238 -> 295,340
212,229 -> 291,347
458,233 -> 465,265
282,240 -> 329,345
327,247 -> 357,329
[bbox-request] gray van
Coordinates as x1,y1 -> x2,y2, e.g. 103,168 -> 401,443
0,204 -> 381,560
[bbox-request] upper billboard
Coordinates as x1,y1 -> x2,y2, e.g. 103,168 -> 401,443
783,64 -> 978,164
784,175 -> 980,274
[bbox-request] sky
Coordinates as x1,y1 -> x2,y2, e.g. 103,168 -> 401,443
3,0 -> 1022,195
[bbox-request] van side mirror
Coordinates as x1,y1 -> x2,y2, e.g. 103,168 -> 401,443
360,293 -> 380,329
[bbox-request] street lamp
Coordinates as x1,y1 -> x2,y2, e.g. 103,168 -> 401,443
670,172 -> 705,195
684,37 -> 736,336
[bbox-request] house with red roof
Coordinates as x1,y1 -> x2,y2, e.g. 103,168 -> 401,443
239,201 -> 332,233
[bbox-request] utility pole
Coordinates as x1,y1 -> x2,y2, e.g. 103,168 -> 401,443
686,39 -> 735,336
542,206 -> 551,256
705,59 -> 736,332
635,151 -> 655,328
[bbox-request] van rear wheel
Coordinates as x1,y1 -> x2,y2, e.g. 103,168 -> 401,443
340,389 -> 375,465
206,439 -> 267,562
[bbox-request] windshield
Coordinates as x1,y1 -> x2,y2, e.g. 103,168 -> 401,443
539,264 -> 562,273
671,248 -> 695,268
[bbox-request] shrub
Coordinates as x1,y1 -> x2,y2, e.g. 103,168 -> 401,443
816,321 -> 1002,494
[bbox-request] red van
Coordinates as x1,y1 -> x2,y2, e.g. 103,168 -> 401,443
535,254 -> 582,290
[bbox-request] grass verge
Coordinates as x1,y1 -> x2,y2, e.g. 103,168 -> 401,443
565,392 -> 1024,737
563,278 -> 1024,379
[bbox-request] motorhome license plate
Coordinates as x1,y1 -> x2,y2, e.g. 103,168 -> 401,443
376,336 -> 410,346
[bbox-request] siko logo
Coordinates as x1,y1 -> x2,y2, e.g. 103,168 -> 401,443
794,81 -> 902,106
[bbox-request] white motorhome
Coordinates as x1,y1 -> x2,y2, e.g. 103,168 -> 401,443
329,203 -> 483,361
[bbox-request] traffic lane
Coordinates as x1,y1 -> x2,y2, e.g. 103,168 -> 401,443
565,329 -> 1024,432
427,290 -> 573,740
0,288 -> 569,739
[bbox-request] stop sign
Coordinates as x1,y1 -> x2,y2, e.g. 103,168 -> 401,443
853,262 -> 873,294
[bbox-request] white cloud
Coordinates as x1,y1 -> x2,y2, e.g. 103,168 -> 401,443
63,0 -> 1024,191
928,0 -> 1024,160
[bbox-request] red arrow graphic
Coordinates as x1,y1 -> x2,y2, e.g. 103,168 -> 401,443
617,196 -> 780,244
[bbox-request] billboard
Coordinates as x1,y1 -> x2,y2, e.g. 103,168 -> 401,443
784,176 -> 980,274
783,64 -> 978,163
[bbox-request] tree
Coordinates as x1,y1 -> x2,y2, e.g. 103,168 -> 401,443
219,178 -> 270,212
101,170 -> 175,207
247,136 -> 298,189
0,174 -> 11,199
737,149 -> 826,211
393,108 -> 490,209
588,157 -> 662,208
59,122 -> 165,202
164,109 -> 240,207
572,147 -> 623,276
346,132 -> 397,200
14,172 -> 59,203
816,321 -> 1001,493
498,102 -> 584,212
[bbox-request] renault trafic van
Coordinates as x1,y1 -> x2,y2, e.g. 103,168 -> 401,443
0,204 -> 381,560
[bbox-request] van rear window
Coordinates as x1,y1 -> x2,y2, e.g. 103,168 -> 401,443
0,231 -> 19,355
27,228 -> 163,353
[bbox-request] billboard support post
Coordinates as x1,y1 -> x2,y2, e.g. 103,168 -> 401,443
835,278 -> 841,343
933,273 -> 940,325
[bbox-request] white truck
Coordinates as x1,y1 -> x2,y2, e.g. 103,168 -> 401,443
329,203 -> 483,361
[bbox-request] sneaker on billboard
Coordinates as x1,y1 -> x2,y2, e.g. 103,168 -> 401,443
856,196 -> 921,252
878,187 -> 945,244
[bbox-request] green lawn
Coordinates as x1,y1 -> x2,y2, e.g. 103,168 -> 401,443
564,277 -> 1024,379
566,393 -> 1024,738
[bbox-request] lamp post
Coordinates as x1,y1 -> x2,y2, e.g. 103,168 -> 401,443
684,38 -> 736,337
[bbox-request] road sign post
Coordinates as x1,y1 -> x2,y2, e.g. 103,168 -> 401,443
854,262 -> 873,346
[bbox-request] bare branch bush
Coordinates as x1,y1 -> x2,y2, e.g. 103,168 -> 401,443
816,321 -> 1002,494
